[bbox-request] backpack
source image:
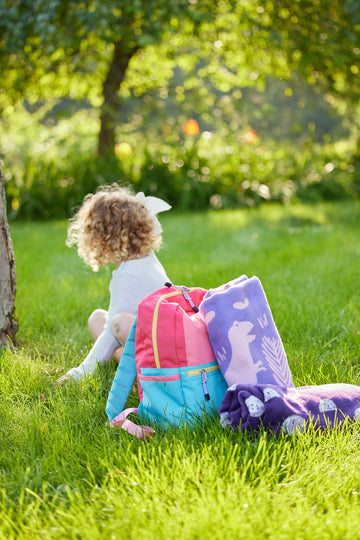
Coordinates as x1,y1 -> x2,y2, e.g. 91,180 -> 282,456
106,283 -> 228,438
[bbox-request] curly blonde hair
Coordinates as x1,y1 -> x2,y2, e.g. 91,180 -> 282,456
67,185 -> 162,271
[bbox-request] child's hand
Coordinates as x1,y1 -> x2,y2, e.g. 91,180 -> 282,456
54,372 -> 73,387
114,346 -> 124,365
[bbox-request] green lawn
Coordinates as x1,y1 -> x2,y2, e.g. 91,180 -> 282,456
1,201 -> 360,539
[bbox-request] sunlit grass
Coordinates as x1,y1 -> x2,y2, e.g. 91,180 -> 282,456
1,201 -> 360,538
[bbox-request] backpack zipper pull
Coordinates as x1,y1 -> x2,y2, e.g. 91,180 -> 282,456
201,369 -> 210,401
180,286 -> 199,312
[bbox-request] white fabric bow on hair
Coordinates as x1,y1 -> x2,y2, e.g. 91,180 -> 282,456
135,192 -> 171,235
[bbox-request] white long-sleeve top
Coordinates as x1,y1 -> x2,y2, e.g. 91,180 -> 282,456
66,252 -> 170,380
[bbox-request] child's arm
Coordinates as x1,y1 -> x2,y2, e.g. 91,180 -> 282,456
57,272 -> 133,383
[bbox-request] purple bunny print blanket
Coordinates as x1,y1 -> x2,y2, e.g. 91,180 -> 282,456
219,383 -> 360,435
199,275 -> 293,388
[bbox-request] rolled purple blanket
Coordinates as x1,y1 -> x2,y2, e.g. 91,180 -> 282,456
199,275 -> 293,387
219,383 -> 360,434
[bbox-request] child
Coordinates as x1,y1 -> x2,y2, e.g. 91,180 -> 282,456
56,184 -> 171,384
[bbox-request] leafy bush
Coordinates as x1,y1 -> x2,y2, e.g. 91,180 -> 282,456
1,104 -> 359,220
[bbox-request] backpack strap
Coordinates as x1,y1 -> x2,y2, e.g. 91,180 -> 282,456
110,407 -> 156,440
106,318 -> 155,440
105,318 -> 138,422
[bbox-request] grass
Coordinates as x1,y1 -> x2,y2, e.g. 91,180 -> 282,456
1,200 -> 360,539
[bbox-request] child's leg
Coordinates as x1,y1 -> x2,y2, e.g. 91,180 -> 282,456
110,313 -> 136,364
88,309 -> 126,363
110,313 -> 136,347
88,309 -> 107,340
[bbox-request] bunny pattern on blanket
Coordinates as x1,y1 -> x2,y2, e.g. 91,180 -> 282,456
199,275 -> 294,388
219,383 -> 360,435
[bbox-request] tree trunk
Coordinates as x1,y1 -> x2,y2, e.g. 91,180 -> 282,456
0,166 -> 17,347
97,40 -> 139,156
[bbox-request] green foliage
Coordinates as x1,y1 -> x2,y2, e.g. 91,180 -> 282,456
0,0 -> 359,210
0,0 -> 359,156
257,0 -> 360,102
0,0 -> 219,109
1,202 -> 360,538
1,96 -> 358,219
0,0 -> 224,154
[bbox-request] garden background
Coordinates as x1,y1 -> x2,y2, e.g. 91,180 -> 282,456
1,1 -> 360,538
0,0 -> 359,219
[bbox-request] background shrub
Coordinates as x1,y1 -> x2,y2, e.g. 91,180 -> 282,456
1,94 -> 358,220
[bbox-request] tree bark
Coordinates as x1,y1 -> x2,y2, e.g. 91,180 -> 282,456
0,166 -> 18,347
97,40 -> 139,156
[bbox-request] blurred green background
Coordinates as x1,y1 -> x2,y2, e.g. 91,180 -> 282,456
1,0 -> 359,219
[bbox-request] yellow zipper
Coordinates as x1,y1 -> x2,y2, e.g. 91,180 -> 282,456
152,287 -> 203,369
187,364 -> 219,377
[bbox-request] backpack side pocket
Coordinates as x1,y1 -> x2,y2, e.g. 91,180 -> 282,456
138,368 -> 184,423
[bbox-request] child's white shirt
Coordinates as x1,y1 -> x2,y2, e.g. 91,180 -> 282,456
66,252 -> 170,380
